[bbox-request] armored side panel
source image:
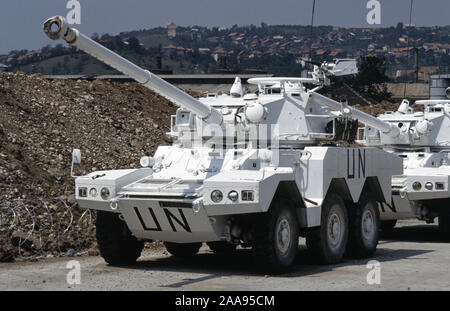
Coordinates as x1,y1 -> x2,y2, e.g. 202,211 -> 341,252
73,145 -> 402,243
296,146 -> 403,227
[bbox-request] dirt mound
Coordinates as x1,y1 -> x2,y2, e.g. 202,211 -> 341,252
0,72 -> 177,201
354,100 -> 402,116
0,72 -> 179,261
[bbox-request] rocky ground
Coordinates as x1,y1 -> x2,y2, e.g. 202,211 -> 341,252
0,72 -> 403,262
0,72 -> 178,201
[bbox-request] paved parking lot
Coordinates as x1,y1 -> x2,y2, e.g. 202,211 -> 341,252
0,220 -> 449,291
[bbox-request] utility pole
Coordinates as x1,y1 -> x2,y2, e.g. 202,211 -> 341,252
309,0 -> 316,62
414,47 -> 419,83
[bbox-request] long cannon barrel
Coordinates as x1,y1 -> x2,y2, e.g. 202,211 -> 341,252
310,92 -> 400,137
43,16 -> 222,125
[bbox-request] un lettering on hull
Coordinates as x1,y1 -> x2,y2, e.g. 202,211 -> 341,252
118,199 -> 220,243
346,149 -> 366,179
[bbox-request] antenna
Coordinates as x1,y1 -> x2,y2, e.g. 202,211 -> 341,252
403,0 -> 414,98
309,0 -> 316,63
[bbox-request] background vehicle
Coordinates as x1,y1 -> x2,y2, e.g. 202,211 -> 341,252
358,89 -> 450,238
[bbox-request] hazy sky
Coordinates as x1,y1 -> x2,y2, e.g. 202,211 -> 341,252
1,0 -> 449,54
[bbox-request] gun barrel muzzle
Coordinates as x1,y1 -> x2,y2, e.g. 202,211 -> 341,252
43,16 -> 78,44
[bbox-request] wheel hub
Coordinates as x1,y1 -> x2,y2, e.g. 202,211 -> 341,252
277,218 -> 291,255
362,209 -> 375,240
328,212 -> 342,248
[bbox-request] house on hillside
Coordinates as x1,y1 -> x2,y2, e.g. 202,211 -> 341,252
176,46 -> 186,56
166,22 -> 177,38
329,49 -> 344,58
419,66 -> 439,82
0,63 -> 8,72
315,49 -> 328,60
198,48 -> 210,55
162,45 -> 177,56
212,47 -> 227,62
248,50 -> 263,59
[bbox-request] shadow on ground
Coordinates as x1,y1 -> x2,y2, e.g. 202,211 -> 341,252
380,223 -> 448,243
113,223 -> 445,287
134,247 -> 431,288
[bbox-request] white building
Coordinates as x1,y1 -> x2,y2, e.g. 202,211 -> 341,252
0,63 -> 8,72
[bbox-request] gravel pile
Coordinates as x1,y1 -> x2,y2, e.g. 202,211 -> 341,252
354,101 -> 405,116
0,72 -> 177,201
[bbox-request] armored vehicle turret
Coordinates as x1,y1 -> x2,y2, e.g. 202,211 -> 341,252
44,16 -> 403,272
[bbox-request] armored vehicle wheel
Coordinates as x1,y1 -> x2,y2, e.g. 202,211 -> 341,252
96,211 -> 144,266
207,242 -> 237,254
306,193 -> 349,264
164,242 -> 202,258
439,208 -> 450,239
380,220 -> 397,232
347,193 -> 380,258
252,199 -> 299,273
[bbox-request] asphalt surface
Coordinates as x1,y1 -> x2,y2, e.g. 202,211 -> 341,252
0,220 -> 449,291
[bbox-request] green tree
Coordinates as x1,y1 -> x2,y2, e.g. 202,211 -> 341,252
347,56 -> 391,102
128,37 -> 142,53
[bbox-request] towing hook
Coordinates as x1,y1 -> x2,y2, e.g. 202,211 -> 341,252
192,198 -> 204,214
110,198 -> 119,211
399,187 -> 407,199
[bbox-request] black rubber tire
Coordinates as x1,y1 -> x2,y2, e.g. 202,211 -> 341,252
96,211 -> 144,266
164,242 -> 202,258
306,193 -> 349,264
347,193 -> 380,258
252,199 -> 299,273
439,208 -> 450,240
380,220 -> 397,232
207,241 -> 237,254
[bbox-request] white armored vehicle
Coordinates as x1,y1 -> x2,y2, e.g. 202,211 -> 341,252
44,16 -> 403,272
358,92 -> 450,238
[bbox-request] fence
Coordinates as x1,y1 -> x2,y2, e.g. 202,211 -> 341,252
0,198 -> 96,262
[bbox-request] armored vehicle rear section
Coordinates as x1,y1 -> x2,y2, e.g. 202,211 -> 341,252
44,16 -> 403,272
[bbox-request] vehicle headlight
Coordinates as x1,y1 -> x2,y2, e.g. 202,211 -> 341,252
140,156 -> 155,168
211,190 -> 223,203
228,191 -> 239,202
412,182 -> 422,191
89,188 -> 98,197
101,187 -> 111,200
425,182 -> 433,190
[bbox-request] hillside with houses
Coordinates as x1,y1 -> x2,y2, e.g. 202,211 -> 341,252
1,22 -> 450,80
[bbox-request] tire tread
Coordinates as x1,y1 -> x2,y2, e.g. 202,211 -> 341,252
96,211 -> 144,266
